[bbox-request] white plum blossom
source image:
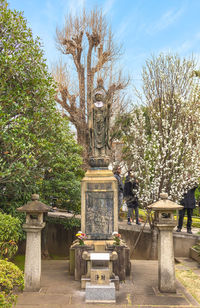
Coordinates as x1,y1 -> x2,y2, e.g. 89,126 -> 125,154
123,54 -> 200,206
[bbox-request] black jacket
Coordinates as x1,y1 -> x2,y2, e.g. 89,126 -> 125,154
123,176 -> 138,208
180,187 -> 197,209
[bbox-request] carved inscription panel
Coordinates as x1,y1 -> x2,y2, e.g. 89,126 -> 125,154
87,183 -> 112,191
85,183 -> 114,239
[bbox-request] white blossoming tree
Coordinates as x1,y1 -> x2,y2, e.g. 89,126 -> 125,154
123,54 -> 200,206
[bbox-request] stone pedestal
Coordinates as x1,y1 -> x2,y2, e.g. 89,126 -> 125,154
85,282 -> 116,303
81,169 -> 118,239
70,241 -> 130,285
148,193 -> 183,293
74,167 -> 131,299
23,223 -> 45,291
17,194 -> 51,292
158,225 -> 176,293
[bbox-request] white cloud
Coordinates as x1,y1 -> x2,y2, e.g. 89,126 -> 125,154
115,19 -> 129,40
146,7 -> 185,35
114,4 -> 146,42
61,0 -> 85,17
103,0 -> 115,16
69,0 -> 85,15
176,32 -> 200,54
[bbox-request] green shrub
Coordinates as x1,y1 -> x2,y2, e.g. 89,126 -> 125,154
0,259 -> 24,308
0,212 -> 22,259
193,207 -> 200,217
12,255 -> 25,272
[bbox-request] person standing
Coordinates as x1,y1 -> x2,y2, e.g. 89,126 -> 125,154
176,186 -> 198,234
124,170 -> 141,225
114,166 -> 124,220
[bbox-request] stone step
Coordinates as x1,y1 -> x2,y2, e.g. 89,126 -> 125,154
85,282 -> 116,303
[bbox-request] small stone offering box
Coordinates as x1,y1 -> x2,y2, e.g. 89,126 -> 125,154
90,253 -> 110,285
84,251 -> 117,303
91,268 -> 110,285
81,169 -> 118,239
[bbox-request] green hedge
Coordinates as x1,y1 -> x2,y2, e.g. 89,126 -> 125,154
0,259 -> 24,308
0,212 -> 22,259
138,209 -> 200,228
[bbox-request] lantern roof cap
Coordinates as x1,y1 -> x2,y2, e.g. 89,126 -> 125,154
147,193 -> 183,211
17,194 -> 51,213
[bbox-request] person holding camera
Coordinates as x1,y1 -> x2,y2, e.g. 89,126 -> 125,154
124,169 -> 141,225
176,185 -> 198,234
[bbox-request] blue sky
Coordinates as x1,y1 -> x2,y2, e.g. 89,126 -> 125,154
8,0 -> 200,89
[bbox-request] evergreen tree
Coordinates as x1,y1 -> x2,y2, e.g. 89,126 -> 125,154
0,1 -> 83,216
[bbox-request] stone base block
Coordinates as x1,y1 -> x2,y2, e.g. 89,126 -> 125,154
81,275 -> 119,290
85,282 -> 116,303
91,268 -> 110,285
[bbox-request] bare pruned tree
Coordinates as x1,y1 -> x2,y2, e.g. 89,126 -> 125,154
54,8 -> 128,165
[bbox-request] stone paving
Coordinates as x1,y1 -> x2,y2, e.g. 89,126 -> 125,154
14,259 -> 200,308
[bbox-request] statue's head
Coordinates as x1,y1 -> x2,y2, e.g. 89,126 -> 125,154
95,93 -> 103,101
94,88 -> 106,104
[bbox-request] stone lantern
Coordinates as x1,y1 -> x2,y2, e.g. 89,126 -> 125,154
17,194 -> 51,291
148,193 -> 183,293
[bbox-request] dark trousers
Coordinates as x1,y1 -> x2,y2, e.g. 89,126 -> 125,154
118,193 -> 123,214
178,208 -> 193,231
128,206 -> 139,223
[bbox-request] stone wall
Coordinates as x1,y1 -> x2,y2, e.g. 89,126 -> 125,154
119,229 -> 153,259
18,222 -> 79,257
44,223 -> 78,257
173,233 -> 199,258
18,222 -> 200,259
119,226 -> 200,259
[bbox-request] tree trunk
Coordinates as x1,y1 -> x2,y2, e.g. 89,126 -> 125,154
77,126 -> 90,169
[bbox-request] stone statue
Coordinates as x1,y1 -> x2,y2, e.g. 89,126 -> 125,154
89,79 -> 111,167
